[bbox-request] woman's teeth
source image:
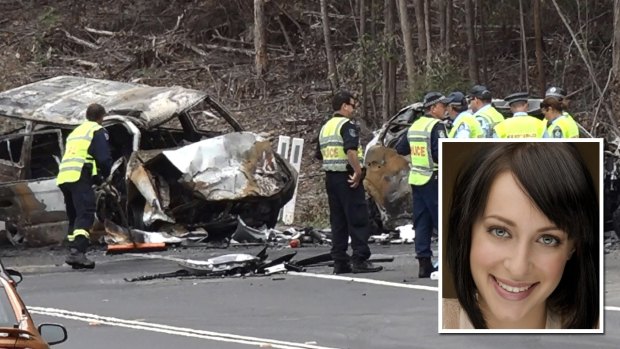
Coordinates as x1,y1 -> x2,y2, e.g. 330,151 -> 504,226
497,279 -> 532,293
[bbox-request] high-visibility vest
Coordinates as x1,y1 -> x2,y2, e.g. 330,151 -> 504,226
319,116 -> 363,172
449,112 -> 483,138
475,105 -> 505,136
494,115 -> 545,138
547,114 -> 580,138
408,116 -> 439,186
57,121 -> 102,185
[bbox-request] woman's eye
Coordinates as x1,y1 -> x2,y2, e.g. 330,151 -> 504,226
489,228 -> 509,238
539,235 -> 560,246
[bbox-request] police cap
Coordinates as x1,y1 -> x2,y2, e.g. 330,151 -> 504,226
423,92 -> 450,108
504,92 -> 529,106
468,85 -> 492,100
545,86 -> 567,100
446,91 -> 467,106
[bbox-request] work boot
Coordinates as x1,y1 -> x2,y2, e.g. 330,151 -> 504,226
351,260 -> 383,273
333,261 -> 352,275
418,257 -> 437,278
65,248 -> 95,270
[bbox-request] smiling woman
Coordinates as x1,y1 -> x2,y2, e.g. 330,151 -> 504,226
442,141 -> 601,331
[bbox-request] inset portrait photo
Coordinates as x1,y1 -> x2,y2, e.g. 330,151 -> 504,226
439,140 -> 603,333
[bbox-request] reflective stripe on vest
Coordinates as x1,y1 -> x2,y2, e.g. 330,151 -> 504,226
547,115 -> 579,138
57,121 -> 102,185
319,117 -> 363,171
408,116 -> 439,186
449,112 -> 483,138
494,116 -> 545,138
476,105 -> 505,136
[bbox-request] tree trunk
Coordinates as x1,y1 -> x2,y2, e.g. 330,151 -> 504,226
464,0 -> 479,83
383,0 -> 397,122
254,0 -> 267,77
320,0 -> 340,90
388,0 -> 397,119
424,0 -> 432,66
414,0 -> 426,57
478,0 -> 487,83
614,0 -> 620,78
371,0 -> 377,39
533,0 -> 545,95
518,0 -> 529,91
359,0 -> 368,123
397,0 -> 416,89
446,0 -> 452,52
439,0 -> 446,51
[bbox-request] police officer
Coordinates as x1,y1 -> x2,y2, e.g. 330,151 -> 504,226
541,95 -> 579,138
316,91 -> 382,274
446,91 -> 483,138
468,85 -> 505,138
545,86 -> 576,120
493,92 -> 545,138
395,92 -> 448,278
57,103 -> 113,269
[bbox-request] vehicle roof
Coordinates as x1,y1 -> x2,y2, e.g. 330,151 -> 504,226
0,75 -> 207,128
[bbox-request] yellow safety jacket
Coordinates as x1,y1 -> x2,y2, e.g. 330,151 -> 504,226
57,121 -> 102,185
547,114 -> 580,138
494,114 -> 545,138
319,116 -> 363,172
408,116 -> 439,186
449,112 -> 483,138
475,104 -> 505,136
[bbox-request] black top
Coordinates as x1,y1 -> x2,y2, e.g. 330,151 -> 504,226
87,128 -> 113,179
315,114 -> 360,161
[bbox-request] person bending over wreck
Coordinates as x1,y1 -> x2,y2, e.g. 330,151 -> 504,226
444,142 -> 599,329
57,103 -> 113,269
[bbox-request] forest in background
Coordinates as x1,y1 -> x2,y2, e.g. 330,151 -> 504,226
1,0 -> 619,224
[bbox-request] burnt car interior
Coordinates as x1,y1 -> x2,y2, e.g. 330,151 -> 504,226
0,129 -> 63,181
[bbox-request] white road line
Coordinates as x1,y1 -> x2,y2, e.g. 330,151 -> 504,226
288,272 -> 620,313
126,253 -> 620,312
29,307 -> 339,349
287,271 -> 438,292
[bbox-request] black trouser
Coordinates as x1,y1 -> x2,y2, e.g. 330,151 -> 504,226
325,171 -> 371,264
59,175 -> 96,252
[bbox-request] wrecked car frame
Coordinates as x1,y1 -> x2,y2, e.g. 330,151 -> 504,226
0,76 -> 296,246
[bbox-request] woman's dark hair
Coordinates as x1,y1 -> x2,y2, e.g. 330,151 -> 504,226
446,142 -> 599,329
540,97 -> 568,113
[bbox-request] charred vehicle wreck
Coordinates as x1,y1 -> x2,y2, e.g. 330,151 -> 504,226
0,76 -> 296,247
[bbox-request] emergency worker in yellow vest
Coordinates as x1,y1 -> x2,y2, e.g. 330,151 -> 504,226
57,103 -> 113,269
546,86 -> 577,121
316,91 -> 382,274
446,91 -> 483,138
395,92 -> 448,278
541,96 -> 580,138
493,92 -> 545,138
468,85 -> 505,138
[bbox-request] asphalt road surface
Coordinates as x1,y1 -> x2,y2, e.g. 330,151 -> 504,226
2,243 -> 619,349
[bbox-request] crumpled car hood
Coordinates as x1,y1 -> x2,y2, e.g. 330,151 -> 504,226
125,132 -> 297,232
0,75 -> 206,128
160,132 -> 284,200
